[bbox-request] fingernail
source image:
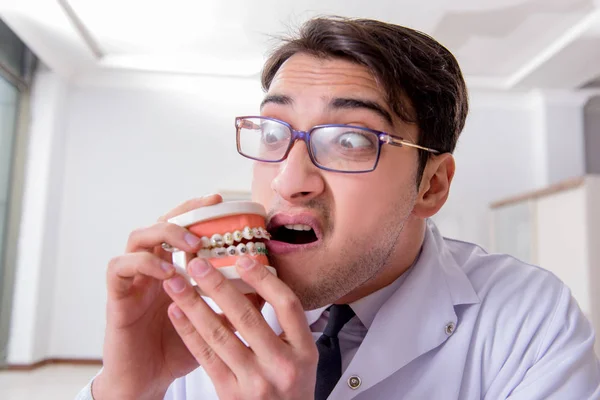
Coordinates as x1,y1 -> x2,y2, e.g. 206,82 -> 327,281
236,256 -> 255,270
161,262 -> 174,274
167,276 -> 186,293
185,233 -> 201,247
190,258 -> 211,277
170,304 -> 184,319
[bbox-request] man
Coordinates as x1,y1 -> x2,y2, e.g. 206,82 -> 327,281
77,17 -> 600,399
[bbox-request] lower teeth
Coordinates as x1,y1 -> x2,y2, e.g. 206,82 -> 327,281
197,242 -> 267,258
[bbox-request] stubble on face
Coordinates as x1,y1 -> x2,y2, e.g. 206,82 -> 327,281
267,185 -> 418,310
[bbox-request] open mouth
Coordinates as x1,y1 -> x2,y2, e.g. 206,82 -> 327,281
270,224 -> 318,245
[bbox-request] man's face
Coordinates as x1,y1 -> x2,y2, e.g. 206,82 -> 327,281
251,53 -> 422,309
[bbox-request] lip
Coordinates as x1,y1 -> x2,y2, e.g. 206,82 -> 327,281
266,212 -> 323,255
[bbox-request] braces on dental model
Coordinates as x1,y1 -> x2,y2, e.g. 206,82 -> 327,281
198,226 -> 270,258
201,226 -> 271,247
197,242 -> 268,258
161,226 -> 270,256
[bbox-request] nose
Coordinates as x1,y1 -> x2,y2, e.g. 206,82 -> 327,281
271,140 -> 325,203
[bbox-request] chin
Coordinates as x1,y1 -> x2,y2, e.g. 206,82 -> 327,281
268,255 -> 304,282
272,263 -> 340,309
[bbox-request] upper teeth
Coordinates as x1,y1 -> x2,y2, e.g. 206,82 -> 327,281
284,224 -> 312,231
199,227 -> 270,249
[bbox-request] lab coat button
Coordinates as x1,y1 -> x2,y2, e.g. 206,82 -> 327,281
445,322 -> 455,335
348,375 -> 361,389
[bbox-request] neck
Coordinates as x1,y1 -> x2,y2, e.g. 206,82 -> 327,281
335,218 -> 426,304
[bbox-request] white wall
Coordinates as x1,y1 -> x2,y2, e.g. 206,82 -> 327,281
8,68 -> 590,360
434,90 -> 590,249
537,186 -> 590,315
433,91 -> 540,249
47,71 -> 264,358
7,65 -> 68,363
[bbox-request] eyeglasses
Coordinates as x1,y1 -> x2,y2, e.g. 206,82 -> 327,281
235,116 -> 440,173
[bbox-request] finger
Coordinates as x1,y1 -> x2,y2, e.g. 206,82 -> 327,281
211,296 -> 264,332
152,194 -> 223,262
235,256 -> 313,350
187,258 -> 283,358
246,293 -> 266,311
125,222 -> 202,253
158,193 -> 223,223
107,252 -> 176,296
162,274 -> 254,375
167,302 -> 235,385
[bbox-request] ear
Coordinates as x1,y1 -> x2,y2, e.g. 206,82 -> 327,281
413,153 -> 455,219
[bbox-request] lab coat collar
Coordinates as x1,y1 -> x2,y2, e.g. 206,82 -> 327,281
261,219 -> 480,397
327,219 -> 480,398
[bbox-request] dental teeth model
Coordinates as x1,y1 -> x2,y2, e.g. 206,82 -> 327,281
198,228 -> 270,256
166,201 -> 275,295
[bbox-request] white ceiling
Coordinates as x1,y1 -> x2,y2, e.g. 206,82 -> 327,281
1,0 -> 600,90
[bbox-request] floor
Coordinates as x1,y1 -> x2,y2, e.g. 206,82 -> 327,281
0,364 -> 100,400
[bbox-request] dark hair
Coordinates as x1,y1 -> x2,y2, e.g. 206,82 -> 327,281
261,16 -> 469,184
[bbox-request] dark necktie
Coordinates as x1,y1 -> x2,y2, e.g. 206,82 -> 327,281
315,304 -> 356,400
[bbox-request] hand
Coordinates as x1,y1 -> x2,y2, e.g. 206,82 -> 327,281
163,255 -> 318,400
93,194 -> 225,400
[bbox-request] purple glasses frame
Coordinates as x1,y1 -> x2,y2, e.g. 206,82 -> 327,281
235,116 -> 440,173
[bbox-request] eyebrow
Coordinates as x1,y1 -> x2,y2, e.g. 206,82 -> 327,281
260,94 -> 394,126
329,98 -> 393,126
260,94 -> 293,109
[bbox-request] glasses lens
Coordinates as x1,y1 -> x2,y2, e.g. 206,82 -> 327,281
310,126 -> 379,172
237,118 -> 291,161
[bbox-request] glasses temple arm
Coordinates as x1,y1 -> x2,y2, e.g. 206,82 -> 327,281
382,134 -> 441,154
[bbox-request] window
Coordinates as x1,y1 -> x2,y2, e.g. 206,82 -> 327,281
0,17 -> 36,364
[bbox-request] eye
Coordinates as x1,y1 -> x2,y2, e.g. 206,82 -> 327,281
261,123 -> 289,144
337,131 -> 375,149
264,130 -> 284,144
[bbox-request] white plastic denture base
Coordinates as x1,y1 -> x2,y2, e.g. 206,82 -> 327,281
167,201 -> 266,228
171,251 -> 277,296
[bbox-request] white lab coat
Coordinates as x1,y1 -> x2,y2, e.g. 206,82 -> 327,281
164,220 -> 600,399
